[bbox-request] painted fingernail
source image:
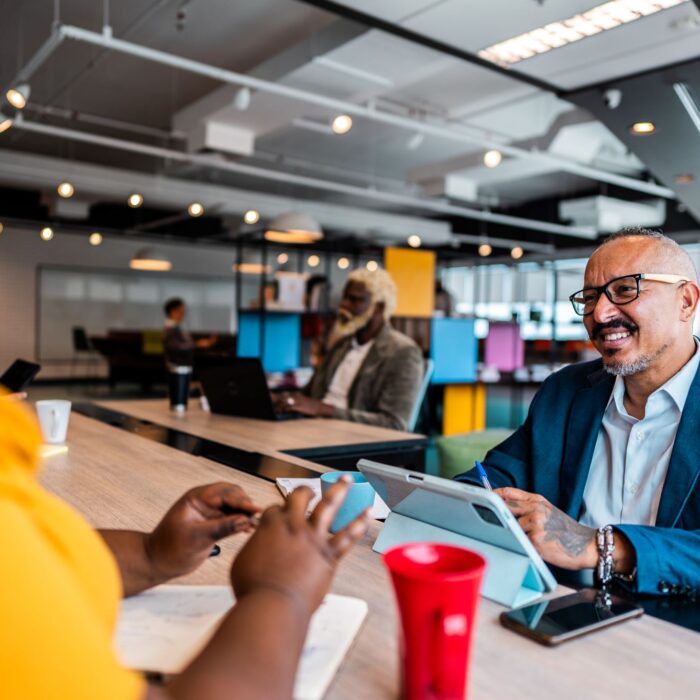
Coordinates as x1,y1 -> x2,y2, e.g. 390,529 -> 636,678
209,544 -> 221,557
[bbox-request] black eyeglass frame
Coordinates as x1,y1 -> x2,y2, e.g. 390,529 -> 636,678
569,273 -> 689,317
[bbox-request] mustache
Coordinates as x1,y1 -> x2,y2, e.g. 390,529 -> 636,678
591,318 -> 638,340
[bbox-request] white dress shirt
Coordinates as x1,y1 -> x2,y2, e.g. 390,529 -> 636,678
580,341 -> 700,527
323,338 -> 375,410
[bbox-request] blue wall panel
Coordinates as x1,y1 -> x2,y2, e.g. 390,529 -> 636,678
237,312 -> 301,372
430,318 -> 478,384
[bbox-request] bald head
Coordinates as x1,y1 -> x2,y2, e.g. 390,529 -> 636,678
590,228 -> 697,283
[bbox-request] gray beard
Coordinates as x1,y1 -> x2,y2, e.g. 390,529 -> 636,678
327,305 -> 376,348
603,355 -> 653,376
602,342 -> 669,376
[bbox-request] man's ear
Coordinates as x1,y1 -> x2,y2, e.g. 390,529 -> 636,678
680,282 -> 700,322
374,301 -> 386,319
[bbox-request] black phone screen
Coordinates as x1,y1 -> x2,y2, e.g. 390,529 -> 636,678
0,359 -> 41,392
502,589 -> 642,640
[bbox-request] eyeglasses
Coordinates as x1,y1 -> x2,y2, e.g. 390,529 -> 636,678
569,273 -> 689,316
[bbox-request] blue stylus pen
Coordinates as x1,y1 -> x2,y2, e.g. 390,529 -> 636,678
475,460 -> 493,491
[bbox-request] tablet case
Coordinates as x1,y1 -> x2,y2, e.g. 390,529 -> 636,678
373,512 -> 548,609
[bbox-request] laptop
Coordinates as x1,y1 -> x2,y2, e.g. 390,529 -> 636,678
198,358 -> 299,421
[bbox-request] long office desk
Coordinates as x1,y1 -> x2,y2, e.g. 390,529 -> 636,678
38,411 -> 699,700
90,398 -> 427,469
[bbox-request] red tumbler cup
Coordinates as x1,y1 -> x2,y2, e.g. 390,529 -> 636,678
384,543 -> 486,700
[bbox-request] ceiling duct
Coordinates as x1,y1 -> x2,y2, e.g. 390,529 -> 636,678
558,195 -> 666,233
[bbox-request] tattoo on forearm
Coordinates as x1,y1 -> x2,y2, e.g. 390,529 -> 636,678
543,510 -> 593,556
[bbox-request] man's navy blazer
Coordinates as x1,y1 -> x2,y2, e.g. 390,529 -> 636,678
455,359 -> 700,595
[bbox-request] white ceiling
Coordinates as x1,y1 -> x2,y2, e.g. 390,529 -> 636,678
0,0 -> 695,252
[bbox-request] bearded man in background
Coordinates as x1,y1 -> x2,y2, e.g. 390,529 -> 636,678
277,268 -> 424,430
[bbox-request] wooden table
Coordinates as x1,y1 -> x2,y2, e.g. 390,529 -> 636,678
93,398 -> 427,469
39,412 -> 700,700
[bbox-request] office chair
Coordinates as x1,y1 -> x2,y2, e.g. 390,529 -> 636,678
407,358 -> 434,432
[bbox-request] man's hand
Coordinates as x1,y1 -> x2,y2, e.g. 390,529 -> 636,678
231,478 -> 370,616
145,482 -> 261,582
274,392 -> 334,418
496,487 -> 597,570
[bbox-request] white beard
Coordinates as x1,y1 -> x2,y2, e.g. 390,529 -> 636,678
327,304 -> 376,348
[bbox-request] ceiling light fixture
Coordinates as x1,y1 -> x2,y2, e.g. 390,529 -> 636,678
277,252 -> 289,264
366,260 -> 378,271
331,114 -> 353,135
233,262 -> 272,274
6,82 -> 30,109
233,86 -> 252,111
479,0 -> 688,66
407,234 -> 422,248
130,247 -> 171,271
40,226 -> 54,241
243,209 -> 260,224
128,193 -> 144,208
307,254 -> 320,268
188,202 -> 204,217
89,232 -> 103,246
630,121 -> 656,135
0,222 -> 4,234
0,111 -> 13,134
674,174 -> 695,185
265,212 -> 323,244
57,181 -> 74,198
337,257 -> 350,270
511,246 -> 524,260
483,150 -> 503,168
478,243 -> 493,257
673,82 -> 700,133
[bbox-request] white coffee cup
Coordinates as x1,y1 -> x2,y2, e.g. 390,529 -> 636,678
36,400 -> 72,444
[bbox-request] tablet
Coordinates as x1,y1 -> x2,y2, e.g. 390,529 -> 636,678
358,460 -> 557,596
0,359 -> 41,393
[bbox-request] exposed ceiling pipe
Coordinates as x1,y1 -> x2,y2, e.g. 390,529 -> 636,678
48,23 -> 674,199
13,115 -> 597,239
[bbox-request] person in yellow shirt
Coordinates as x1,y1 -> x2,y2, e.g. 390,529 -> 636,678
0,391 -> 369,699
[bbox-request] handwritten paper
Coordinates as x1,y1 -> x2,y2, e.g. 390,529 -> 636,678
115,585 -> 368,700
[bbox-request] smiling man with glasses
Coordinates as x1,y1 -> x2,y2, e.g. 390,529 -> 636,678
457,227 -> 700,596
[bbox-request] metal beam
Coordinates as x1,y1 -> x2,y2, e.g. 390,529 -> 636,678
53,23 -> 675,199
12,116 -> 598,239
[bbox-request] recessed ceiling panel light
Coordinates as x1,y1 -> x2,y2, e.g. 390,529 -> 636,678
483,150 -> 503,168
479,1 -> 689,66
511,246 -> 524,259
6,82 -> 30,109
366,260 -> 378,271
89,232 -> 103,246
40,226 -> 54,241
331,114 -> 353,135
407,234 -> 421,248
57,182 -> 74,198
478,243 -> 493,256
188,202 -> 204,217
337,257 -> 350,269
307,254 -> 321,268
243,209 -> 260,224
674,174 -> 695,184
128,193 -> 144,208
630,121 -> 656,135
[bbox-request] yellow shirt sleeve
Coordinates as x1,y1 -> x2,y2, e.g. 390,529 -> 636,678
0,395 -> 145,700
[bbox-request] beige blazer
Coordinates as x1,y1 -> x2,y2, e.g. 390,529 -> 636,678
304,324 -> 424,430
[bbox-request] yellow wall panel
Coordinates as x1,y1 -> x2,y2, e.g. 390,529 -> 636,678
443,384 -> 486,436
385,247 -> 435,318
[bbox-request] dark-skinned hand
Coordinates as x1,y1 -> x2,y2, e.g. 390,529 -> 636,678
145,482 -> 261,581
231,478 -> 370,617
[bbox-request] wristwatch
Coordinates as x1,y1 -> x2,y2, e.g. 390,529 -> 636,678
595,525 -> 615,586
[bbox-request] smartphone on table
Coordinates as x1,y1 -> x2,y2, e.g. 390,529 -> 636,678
500,588 -> 643,645
0,359 -> 41,393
